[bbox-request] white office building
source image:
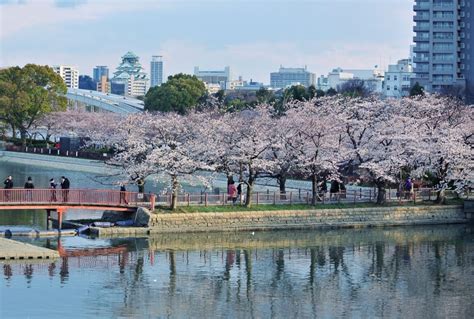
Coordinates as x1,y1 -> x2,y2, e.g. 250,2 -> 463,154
270,66 -> 316,89
194,66 -> 231,89
52,65 -> 79,89
384,59 -> 414,98
317,67 -> 384,94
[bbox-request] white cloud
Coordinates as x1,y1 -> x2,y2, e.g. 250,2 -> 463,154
0,0 -> 162,39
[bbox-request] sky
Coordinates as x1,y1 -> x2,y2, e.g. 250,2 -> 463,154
0,0 -> 415,84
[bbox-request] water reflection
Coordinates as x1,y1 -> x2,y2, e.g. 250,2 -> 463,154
1,225 -> 474,318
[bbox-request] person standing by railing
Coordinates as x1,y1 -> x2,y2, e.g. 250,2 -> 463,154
61,176 -> 70,202
49,178 -> 57,202
24,176 -> 34,201
3,175 -> 13,202
119,183 -> 128,205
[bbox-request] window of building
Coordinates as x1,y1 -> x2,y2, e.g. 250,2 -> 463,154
386,75 -> 390,80
387,86 -> 390,91
433,11 -> 454,18
433,32 -> 454,39
394,75 -> 398,81
394,86 -> 398,90
433,43 -> 453,50
433,21 -> 454,29
433,53 -> 454,61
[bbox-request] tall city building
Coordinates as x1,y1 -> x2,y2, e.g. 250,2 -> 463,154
194,66 -> 231,89
413,0 -> 473,101
52,65 -> 79,89
111,51 -> 149,97
93,66 -> 109,83
150,55 -> 164,87
270,66 -> 316,89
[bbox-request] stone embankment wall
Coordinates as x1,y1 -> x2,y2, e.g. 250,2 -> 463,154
89,205 -> 467,237
147,205 -> 466,234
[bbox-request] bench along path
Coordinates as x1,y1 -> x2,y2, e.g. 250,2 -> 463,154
0,237 -> 59,260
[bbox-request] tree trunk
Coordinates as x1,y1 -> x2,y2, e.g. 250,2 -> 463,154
376,182 -> 386,205
435,189 -> 446,204
170,175 -> 179,210
10,124 -> 16,140
278,175 -> 287,200
20,129 -> 27,146
311,175 -> 317,206
244,178 -> 254,208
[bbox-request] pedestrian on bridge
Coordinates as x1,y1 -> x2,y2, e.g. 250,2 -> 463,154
24,177 -> 34,201
49,178 -> 57,202
61,176 -> 70,202
119,183 -> 128,205
3,175 -> 13,201
137,178 -> 145,193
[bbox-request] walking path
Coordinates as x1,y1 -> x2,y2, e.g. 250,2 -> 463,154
0,237 -> 59,260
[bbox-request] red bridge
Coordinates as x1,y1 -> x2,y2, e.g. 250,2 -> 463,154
0,188 -> 156,230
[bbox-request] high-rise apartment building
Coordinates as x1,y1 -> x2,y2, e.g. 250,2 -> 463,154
150,56 -> 163,87
93,66 -> 109,83
413,0 -> 473,101
52,65 -> 79,89
270,66 -> 316,89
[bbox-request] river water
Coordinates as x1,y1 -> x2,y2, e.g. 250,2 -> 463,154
1,226 -> 473,318
1,158 -> 474,318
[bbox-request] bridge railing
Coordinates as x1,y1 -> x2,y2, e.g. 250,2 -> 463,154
0,188 -> 152,208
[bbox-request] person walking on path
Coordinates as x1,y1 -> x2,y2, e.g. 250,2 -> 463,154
404,177 -> 413,199
60,176 -> 70,202
49,178 -> 57,202
3,175 -> 13,202
24,177 -> 34,201
228,181 -> 238,205
119,183 -> 128,205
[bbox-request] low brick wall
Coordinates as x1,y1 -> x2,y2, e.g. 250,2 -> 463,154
146,205 -> 466,234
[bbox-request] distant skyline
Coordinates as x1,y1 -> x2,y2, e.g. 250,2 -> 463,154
0,0 -> 414,83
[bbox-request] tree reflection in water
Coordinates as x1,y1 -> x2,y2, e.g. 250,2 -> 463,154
1,225 -> 473,318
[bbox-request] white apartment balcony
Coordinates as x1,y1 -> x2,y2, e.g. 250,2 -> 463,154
413,56 -> 430,63
414,25 -> 430,32
414,66 -> 430,73
414,2 -> 430,11
413,45 -> 430,53
413,35 -> 430,42
413,13 -> 430,21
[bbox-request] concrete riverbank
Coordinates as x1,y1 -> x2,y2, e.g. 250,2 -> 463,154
0,150 -> 118,174
89,204 -> 468,237
0,237 -> 59,260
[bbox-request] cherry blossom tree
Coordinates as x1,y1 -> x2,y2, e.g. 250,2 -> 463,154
285,98 -> 345,205
210,106 -> 275,207
336,96 -> 421,204
404,95 -> 473,202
